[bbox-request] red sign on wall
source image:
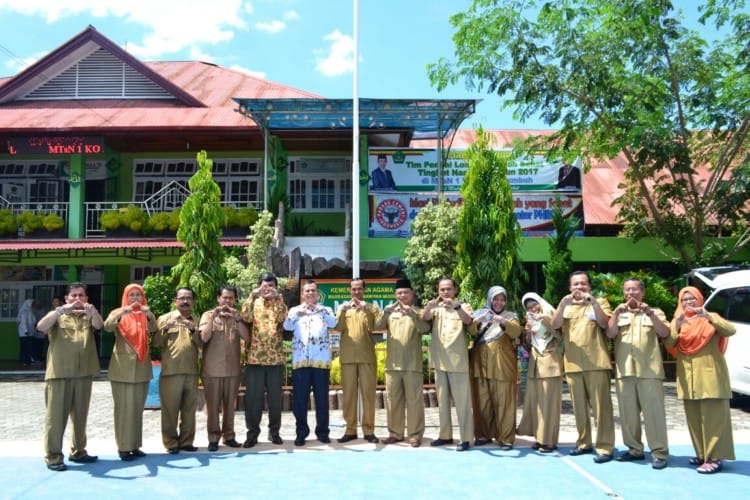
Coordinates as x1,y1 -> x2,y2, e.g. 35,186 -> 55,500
7,135 -> 103,155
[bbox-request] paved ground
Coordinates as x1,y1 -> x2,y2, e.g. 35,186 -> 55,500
1,370 -> 749,500
1,370 -> 749,457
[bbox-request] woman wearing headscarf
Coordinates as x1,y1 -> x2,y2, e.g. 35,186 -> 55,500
104,283 -> 158,461
470,286 -> 522,449
665,286 -> 735,474
516,292 -> 563,452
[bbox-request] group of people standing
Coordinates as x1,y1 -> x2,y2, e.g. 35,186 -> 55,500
36,271 -> 736,476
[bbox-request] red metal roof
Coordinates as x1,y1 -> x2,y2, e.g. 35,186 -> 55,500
414,129 -> 716,227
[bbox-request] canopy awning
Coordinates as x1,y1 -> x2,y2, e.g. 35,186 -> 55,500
233,98 -> 478,138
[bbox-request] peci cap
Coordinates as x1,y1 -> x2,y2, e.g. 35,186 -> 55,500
395,278 -> 412,290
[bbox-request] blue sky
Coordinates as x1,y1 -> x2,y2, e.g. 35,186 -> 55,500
0,0 -> 726,130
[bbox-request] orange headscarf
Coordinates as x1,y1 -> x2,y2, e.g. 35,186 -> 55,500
118,283 -> 149,362
669,286 -> 727,356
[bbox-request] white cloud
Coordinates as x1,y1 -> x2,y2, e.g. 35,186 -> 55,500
283,10 -> 298,21
0,0 -> 249,58
3,51 -> 44,73
254,20 -> 285,33
315,30 -> 355,77
230,64 -> 266,79
189,47 -> 215,64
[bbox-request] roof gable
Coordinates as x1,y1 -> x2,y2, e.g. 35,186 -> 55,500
0,25 -> 204,107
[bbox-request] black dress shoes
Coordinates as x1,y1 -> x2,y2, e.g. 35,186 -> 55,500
119,451 -> 134,461
569,447 -> 593,456
616,451 -> 644,462
131,449 -> 146,458
430,438 -> 454,447
364,434 -> 379,444
338,434 -> 358,443
474,439 -> 491,446
180,445 -> 198,452
294,437 -> 306,446
208,442 -> 219,452
223,439 -> 241,448
167,447 -> 179,454
47,462 -> 67,471
242,438 -> 257,448
70,454 -> 98,463
318,436 -> 331,444
456,441 -> 470,452
593,453 -> 613,464
269,435 -> 283,445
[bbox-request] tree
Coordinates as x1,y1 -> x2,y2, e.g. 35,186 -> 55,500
170,150 -> 227,314
403,200 -> 461,302
224,209 -> 275,297
429,0 -> 750,268
543,202 -> 578,306
457,128 -> 527,309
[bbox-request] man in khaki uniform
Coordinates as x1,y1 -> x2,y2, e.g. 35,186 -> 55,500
335,279 -> 381,443
607,278 -> 670,469
551,271 -> 614,463
375,278 -> 429,447
422,277 -> 476,452
200,286 -> 250,452
36,282 -> 103,471
156,287 -> 201,454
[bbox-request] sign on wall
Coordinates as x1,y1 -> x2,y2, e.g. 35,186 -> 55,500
368,148 -> 582,193
368,192 -> 583,238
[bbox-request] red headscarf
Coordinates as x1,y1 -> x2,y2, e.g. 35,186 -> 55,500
670,286 -> 727,356
118,283 -> 149,362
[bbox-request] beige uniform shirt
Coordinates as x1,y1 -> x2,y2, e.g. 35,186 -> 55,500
155,311 -> 201,376
335,303 -> 380,364
44,313 -> 100,380
561,298 -> 612,373
375,306 -> 429,372
613,308 -> 667,379
199,311 -> 242,378
429,304 -> 476,373
103,310 -> 156,383
666,314 -> 736,400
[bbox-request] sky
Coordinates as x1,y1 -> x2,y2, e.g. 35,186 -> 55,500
0,0 -> 727,131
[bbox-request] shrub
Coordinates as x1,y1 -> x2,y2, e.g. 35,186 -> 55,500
41,213 -> 65,232
0,209 -> 17,235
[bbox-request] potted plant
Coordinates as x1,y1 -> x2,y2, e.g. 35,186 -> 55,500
100,206 -> 150,237
20,211 -> 66,237
18,211 -> 44,235
221,206 -> 258,236
149,209 -> 180,236
0,209 -> 18,237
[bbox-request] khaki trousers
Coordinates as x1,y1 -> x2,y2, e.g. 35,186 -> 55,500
566,370 -> 614,454
434,368 -> 473,443
111,380 -> 149,452
341,362 -> 377,435
470,377 -> 516,445
684,398 -> 735,461
616,377 -> 669,459
44,377 -> 93,464
385,370 -> 425,441
203,375 -> 240,443
159,373 -> 198,449
517,376 -> 562,447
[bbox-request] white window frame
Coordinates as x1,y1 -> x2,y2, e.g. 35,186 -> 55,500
287,157 -> 352,212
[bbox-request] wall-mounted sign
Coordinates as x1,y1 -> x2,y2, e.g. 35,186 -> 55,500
7,135 -> 104,155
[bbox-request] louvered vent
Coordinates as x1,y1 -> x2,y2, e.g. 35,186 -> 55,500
23,48 -> 174,100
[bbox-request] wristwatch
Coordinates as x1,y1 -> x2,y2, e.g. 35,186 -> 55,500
454,304 -> 461,310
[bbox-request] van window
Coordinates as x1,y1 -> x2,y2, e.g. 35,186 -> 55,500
707,287 -> 750,324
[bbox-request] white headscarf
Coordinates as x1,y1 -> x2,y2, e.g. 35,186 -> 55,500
521,292 -> 556,353
473,286 -> 518,345
17,299 -> 37,337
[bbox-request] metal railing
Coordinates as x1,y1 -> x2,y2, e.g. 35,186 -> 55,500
0,196 -> 69,237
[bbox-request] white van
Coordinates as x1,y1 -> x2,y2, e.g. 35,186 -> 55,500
689,266 -> 750,398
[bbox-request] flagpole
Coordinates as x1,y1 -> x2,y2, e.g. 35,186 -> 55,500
352,0 -> 360,279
